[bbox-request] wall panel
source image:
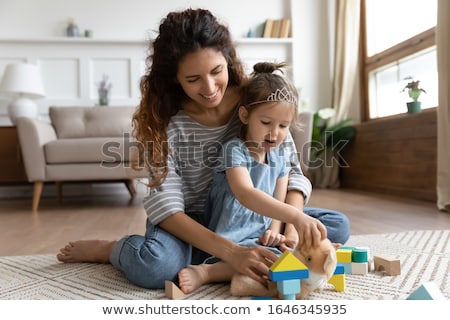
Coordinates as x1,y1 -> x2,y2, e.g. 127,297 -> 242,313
340,108 -> 437,201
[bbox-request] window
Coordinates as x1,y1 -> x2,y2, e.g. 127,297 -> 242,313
361,0 -> 438,120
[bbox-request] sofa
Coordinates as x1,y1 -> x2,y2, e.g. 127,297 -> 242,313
16,106 -> 148,211
16,106 -> 313,211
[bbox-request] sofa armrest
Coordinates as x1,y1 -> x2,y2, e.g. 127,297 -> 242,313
291,111 -> 313,174
16,117 -> 57,181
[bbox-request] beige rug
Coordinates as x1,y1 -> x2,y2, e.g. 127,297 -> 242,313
1,229 -> 449,300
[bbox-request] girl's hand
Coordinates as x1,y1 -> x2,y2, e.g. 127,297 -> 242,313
279,227 -> 299,251
296,214 -> 327,250
259,230 -> 286,247
229,245 -> 278,284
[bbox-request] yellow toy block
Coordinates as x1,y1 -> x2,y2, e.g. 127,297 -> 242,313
270,250 -> 307,272
336,249 -> 352,263
328,274 -> 345,292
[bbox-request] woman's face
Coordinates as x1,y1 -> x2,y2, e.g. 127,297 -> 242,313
176,48 -> 229,108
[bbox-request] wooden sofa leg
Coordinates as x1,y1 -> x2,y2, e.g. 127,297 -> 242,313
55,181 -> 63,204
125,180 -> 137,198
32,181 -> 44,212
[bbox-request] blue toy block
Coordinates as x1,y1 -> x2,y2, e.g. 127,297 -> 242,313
334,263 -> 345,274
343,263 -> 352,274
407,282 -> 446,300
269,268 -> 309,281
277,279 -> 301,300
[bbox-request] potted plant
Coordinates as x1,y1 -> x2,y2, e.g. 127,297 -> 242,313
308,107 -> 356,188
401,79 -> 426,114
97,74 -> 112,106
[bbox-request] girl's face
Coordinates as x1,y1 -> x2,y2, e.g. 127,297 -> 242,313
176,48 -> 229,109
239,102 -> 295,153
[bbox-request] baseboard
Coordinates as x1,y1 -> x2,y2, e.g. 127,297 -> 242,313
0,181 -> 148,200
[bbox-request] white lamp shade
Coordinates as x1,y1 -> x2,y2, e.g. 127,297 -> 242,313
0,63 -> 46,98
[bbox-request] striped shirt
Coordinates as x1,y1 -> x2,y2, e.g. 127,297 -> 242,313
144,109 -> 312,225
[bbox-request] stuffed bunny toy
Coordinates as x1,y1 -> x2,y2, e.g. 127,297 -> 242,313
230,238 -> 337,299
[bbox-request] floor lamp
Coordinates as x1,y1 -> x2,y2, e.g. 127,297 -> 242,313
0,63 -> 46,125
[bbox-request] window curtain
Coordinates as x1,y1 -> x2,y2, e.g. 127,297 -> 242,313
436,0 -> 450,212
311,0 -> 360,188
330,0 -> 360,125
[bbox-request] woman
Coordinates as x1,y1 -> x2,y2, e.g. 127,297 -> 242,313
57,8 -> 350,289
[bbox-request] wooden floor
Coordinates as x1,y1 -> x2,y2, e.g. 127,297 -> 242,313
0,187 -> 449,257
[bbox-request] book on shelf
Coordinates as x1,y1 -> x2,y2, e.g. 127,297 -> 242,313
262,18 -> 291,38
271,19 -> 282,38
279,18 -> 291,38
263,18 -> 273,38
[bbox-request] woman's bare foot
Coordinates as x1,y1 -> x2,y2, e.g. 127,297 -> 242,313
56,240 -> 116,263
178,265 -> 208,294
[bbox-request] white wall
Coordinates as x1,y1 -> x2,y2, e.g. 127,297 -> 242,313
0,0 -> 287,39
295,0 -> 335,112
0,0 -> 334,117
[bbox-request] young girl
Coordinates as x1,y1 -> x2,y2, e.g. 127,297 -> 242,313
178,62 -> 302,294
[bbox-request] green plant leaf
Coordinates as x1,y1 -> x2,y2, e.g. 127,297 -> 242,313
326,118 -> 353,133
325,126 -> 356,150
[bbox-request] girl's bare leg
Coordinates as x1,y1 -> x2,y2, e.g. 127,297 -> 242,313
56,240 -> 116,263
178,261 -> 234,294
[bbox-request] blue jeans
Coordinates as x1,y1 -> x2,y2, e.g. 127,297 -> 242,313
110,207 -> 350,289
304,207 -> 350,244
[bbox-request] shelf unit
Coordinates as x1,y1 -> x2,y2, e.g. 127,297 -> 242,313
0,0 -> 297,121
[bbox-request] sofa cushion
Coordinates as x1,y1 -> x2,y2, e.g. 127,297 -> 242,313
45,137 -> 134,164
49,106 -> 136,139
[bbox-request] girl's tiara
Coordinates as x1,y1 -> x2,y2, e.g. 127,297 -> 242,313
247,87 -> 297,106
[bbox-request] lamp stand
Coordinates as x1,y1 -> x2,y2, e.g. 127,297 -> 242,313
7,97 -> 38,125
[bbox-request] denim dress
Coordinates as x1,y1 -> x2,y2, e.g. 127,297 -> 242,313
206,138 -> 289,250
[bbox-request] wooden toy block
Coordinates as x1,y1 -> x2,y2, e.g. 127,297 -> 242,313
276,279 -> 300,300
268,251 -> 310,299
334,263 -> 345,275
269,250 -> 309,281
352,248 -> 369,263
407,282 -> 446,300
328,274 -> 345,292
373,255 -> 401,276
338,246 -> 355,251
270,250 -> 307,272
336,249 -> 352,263
165,280 -> 185,299
355,246 -> 373,271
351,262 -> 368,275
269,269 -> 309,281
343,263 -> 352,274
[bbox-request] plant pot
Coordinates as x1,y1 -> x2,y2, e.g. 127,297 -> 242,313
407,101 -> 422,114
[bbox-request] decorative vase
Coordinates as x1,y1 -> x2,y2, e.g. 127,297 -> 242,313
99,94 -> 109,106
66,20 -> 80,37
407,101 -> 422,114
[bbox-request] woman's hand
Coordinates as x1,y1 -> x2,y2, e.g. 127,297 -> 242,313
259,230 -> 286,247
228,245 -> 278,284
